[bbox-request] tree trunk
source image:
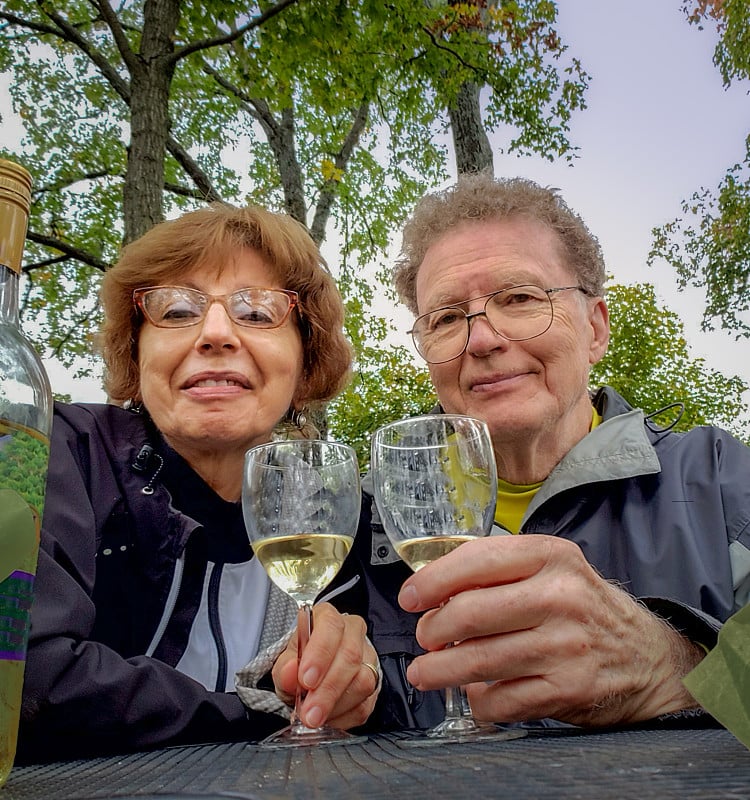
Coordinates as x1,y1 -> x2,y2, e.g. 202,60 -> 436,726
123,0 -> 181,243
448,80 -> 494,175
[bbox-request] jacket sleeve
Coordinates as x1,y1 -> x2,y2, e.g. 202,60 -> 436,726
18,405 -> 284,763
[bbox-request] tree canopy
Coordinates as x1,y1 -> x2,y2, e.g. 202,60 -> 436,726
590,282 -> 749,441
649,0 -> 750,339
0,0 -> 588,388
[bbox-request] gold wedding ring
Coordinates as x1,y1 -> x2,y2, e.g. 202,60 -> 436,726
362,660 -> 380,691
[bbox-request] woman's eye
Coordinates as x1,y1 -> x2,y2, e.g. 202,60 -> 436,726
238,307 -> 274,324
162,304 -> 200,320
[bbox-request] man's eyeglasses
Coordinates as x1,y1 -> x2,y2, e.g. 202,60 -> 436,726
409,284 -> 591,364
133,286 -> 299,330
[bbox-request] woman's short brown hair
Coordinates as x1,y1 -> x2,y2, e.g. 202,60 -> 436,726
394,172 -> 606,314
100,203 -> 352,405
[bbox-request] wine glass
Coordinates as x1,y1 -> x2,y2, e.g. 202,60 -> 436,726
242,439 -> 365,747
371,414 -> 523,744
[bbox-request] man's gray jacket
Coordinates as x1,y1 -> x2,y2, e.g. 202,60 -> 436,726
366,386 -> 750,655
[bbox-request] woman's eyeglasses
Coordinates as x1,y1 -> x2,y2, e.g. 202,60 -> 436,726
409,284 -> 590,364
133,286 -> 299,329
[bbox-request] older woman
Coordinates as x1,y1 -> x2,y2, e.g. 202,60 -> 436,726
19,203 -> 394,761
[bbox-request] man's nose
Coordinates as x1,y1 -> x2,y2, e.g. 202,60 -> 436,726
465,310 -> 505,356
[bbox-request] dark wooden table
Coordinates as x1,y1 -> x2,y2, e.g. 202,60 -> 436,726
4,727 -> 750,800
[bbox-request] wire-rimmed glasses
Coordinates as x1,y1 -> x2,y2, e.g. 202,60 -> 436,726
409,284 -> 589,364
371,414 -> 525,745
133,285 -> 298,329
242,439 -> 365,748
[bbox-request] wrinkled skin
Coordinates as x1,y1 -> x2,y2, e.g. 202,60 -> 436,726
399,536 -> 704,726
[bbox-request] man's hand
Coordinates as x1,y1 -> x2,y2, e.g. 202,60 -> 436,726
398,535 -> 704,727
272,603 -> 380,730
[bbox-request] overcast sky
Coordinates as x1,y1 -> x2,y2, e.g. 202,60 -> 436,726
2,1 -> 748,404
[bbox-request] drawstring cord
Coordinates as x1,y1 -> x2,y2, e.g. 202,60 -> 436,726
131,444 -> 164,495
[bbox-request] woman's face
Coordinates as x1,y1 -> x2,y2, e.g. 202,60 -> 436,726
137,248 -> 304,461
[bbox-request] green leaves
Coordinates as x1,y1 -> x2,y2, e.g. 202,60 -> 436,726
590,283 -> 749,441
1,0 -> 588,424
653,2 -> 750,340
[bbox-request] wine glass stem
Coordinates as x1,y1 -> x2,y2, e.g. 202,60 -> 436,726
443,643 -> 474,720
289,602 -> 313,732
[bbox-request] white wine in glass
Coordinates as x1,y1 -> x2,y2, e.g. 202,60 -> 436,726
371,414 -> 524,744
242,439 -> 363,747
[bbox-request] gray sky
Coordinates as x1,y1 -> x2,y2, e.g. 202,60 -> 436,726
2,1 -> 748,405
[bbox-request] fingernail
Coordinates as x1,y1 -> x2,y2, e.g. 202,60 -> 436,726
399,583 -> 419,611
305,706 -> 324,728
406,661 -> 420,688
302,667 -> 319,688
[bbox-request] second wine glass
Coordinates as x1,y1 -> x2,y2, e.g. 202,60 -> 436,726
242,439 -> 364,747
371,414 -> 522,744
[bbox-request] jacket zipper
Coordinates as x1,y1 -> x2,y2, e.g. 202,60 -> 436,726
145,553 -> 185,657
207,563 -> 228,692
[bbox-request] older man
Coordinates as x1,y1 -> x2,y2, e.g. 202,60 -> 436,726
378,172 -> 750,728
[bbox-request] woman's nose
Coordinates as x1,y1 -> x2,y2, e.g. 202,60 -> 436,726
194,301 -> 241,350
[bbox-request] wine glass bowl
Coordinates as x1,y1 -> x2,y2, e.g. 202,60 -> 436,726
242,439 -> 363,747
371,414 -> 523,744
372,414 -> 496,571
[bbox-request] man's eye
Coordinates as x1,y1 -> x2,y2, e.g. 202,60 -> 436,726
429,310 -> 463,330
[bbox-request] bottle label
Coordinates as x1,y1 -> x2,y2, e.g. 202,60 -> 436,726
0,420 -> 48,663
0,570 -> 34,660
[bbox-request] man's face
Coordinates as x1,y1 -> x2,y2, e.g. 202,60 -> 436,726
414,217 -> 609,450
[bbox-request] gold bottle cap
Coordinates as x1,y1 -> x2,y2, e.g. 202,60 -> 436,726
0,158 -> 32,274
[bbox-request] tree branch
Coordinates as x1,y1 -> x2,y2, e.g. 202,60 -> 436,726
34,170 -> 119,196
31,0 -> 131,102
165,135 -> 223,202
25,230 -> 111,272
164,180 -> 209,199
170,0 -> 300,64
201,61 -> 276,134
311,101 -> 370,244
0,10 -> 61,37
90,0 -> 139,74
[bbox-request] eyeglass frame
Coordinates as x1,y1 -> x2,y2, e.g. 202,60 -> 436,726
408,284 -> 592,364
132,285 -> 300,330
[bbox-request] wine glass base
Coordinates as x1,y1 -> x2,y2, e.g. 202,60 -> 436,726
401,722 -> 527,747
257,724 -> 368,749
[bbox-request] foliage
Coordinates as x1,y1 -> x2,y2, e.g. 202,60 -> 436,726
327,298 -> 436,469
590,283 -> 749,441
649,0 -> 750,338
0,0 -> 589,410
0,427 -> 50,514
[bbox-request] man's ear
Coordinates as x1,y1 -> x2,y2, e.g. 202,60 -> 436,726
588,297 -> 610,366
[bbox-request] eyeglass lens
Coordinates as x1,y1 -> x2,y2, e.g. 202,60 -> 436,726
412,285 -> 554,363
138,287 -> 294,328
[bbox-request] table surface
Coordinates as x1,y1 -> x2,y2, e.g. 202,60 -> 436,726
4,726 -> 750,800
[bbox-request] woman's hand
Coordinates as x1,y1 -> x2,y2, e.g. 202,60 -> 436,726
398,535 -> 704,727
272,602 -> 381,730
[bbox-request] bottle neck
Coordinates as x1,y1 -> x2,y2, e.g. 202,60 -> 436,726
0,264 -> 21,326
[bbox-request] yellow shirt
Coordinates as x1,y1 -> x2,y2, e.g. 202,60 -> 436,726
494,405 -> 603,534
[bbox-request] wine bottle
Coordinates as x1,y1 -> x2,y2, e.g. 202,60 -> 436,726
0,158 -> 52,786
